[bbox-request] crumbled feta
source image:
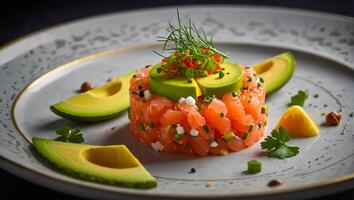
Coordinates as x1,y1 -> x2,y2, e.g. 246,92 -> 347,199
178,97 -> 186,104
185,96 -> 196,105
151,141 -> 164,152
210,141 -> 218,148
190,128 -> 199,136
176,124 -> 185,135
144,90 -> 151,100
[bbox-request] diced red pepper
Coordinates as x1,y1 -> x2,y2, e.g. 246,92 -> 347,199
171,63 -> 178,70
215,65 -> 221,70
183,58 -> 193,68
214,55 -> 222,63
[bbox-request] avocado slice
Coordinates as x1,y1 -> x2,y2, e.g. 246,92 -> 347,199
50,71 -> 136,122
149,63 -> 202,101
196,60 -> 243,98
149,60 -> 243,100
32,138 -> 157,189
253,52 -> 296,94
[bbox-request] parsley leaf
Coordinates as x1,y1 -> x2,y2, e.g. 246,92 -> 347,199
54,126 -> 84,143
290,90 -> 308,106
261,127 -> 299,159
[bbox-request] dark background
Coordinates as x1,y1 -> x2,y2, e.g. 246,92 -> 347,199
1,0 -> 353,200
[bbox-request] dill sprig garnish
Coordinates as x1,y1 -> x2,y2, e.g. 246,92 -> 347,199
154,9 -> 229,82
155,9 -> 228,59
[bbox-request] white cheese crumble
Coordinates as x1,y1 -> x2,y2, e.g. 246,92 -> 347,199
144,90 -> 151,100
151,141 -> 164,152
178,97 -> 186,104
210,141 -> 218,148
176,124 -> 185,135
185,96 -> 196,105
190,128 -> 199,136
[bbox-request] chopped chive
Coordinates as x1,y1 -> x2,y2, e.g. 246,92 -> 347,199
149,122 -> 156,128
145,65 -> 152,68
243,85 -> 249,90
259,77 -> 264,83
247,160 -> 262,174
139,123 -> 145,131
314,94 -> 319,98
220,112 -> 225,118
174,133 -> 183,141
132,74 -> 137,78
248,124 -> 254,132
261,107 -> 266,114
258,122 -> 262,129
253,73 -> 257,77
257,82 -> 261,88
156,67 -> 162,74
232,91 -> 237,97
247,76 -> 252,82
242,133 -> 248,140
223,133 -> 236,141
188,168 -> 196,174
349,112 -> 353,118
203,125 -> 210,133
171,124 -> 177,128
131,91 -> 138,95
219,70 -> 225,78
323,104 -> 328,107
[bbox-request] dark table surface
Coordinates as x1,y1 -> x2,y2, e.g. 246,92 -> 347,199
1,0 -> 353,200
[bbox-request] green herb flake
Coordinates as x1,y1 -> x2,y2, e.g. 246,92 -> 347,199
232,91 -> 237,97
349,112 -> 353,118
247,160 -> 262,174
247,76 -> 252,82
258,122 -> 262,129
259,77 -> 264,83
313,94 -> 319,98
223,133 -> 236,142
290,90 -> 309,106
139,123 -> 145,131
261,127 -> 300,159
220,112 -> 225,118
203,125 -> 210,133
257,82 -> 262,88
242,133 -> 248,140
156,67 -> 162,74
261,107 -> 266,114
171,124 -> 177,128
243,85 -> 249,90
219,70 -> 225,78
174,133 -> 183,141
54,126 -> 84,144
248,124 -> 254,132
149,122 -> 156,128
132,74 -> 137,78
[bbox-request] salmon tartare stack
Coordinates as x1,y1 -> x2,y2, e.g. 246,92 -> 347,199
128,14 -> 267,156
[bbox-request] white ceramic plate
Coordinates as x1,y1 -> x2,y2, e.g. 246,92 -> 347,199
0,6 -> 353,200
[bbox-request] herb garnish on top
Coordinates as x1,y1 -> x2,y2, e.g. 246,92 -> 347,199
154,9 -> 229,82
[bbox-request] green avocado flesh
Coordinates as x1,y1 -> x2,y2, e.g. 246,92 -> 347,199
149,63 -> 202,101
253,51 -> 296,94
149,60 -> 243,100
196,60 -> 243,98
32,138 -> 157,189
50,71 -> 136,122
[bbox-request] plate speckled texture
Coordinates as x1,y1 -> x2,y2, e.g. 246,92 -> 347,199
0,6 -> 353,200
